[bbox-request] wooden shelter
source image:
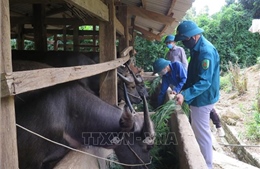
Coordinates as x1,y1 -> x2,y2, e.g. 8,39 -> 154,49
1,0 -> 194,168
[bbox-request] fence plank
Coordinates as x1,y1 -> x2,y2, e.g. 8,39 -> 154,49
1,56 -> 129,97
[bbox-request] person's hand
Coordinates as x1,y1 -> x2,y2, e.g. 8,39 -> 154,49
175,94 -> 184,105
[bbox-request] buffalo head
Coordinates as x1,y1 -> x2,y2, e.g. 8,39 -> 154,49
117,65 -> 142,104
113,83 -> 155,169
125,64 -> 149,100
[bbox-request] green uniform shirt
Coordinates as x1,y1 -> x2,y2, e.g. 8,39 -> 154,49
182,35 -> 220,107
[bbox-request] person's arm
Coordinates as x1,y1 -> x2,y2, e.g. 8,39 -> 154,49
157,77 -> 169,106
182,50 -> 215,104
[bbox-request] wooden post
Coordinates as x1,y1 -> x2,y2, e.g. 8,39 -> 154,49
73,25 -> 79,51
117,4 -> 129,54
99,0 -> 117,105
54,34 -> 58,51
33,4 -> 47,51
129,16 -> 136,47
16,24 -> 24,50
0,0 -> 19,168
63,26 -> 67,51
93,25 -> 97,52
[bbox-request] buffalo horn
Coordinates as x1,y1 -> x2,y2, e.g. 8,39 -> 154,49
117,72 -> 134,84
123,83 -> 135,113
135,74 -> 144,84
141,94 -> 152,136
125,64 -> 143,84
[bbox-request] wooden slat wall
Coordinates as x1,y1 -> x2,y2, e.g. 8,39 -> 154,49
0,0 -> 19,168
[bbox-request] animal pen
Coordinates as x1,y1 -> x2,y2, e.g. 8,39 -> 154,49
0,0 -> 207,168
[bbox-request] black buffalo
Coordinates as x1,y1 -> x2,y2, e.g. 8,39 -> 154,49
15,81 -> 155,169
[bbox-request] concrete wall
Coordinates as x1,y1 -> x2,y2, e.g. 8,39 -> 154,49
166,90 -> 208,169
223,123 -> 260,168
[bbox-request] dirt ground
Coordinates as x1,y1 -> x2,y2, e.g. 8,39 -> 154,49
215,64 -> 260,161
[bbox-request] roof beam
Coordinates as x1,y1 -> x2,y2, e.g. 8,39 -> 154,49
64,0 -> 109,22
11,17 -> 99,25
45,6 -> 67,16
10,0 -> 64,3
135,25 -> 161,41
23,29 -> 99,35
128,6 -> 175,24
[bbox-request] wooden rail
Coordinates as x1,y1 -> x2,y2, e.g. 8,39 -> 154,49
1,54 -> 130,98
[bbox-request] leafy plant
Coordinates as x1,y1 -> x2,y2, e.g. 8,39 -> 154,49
245,111 -> 260,140
134,36 -> 167,72
147,76 -> 161,96
245,79 -> 260,141
149,100 -> 180,169
220,73 -> 232,93
227,61 -> 248,95
151,100 -> 176,133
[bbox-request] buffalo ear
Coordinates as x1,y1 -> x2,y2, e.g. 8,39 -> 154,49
119,105 -> 134,132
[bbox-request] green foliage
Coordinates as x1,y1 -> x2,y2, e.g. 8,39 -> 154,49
186,2 -> 260,72
24,40 -> 35,50
150,144 -> 179,169
220,73 -> 232,92
11,39 -> 17,49
227,62 -> 248,95
181,102 -> 190,117
151,100 -> 176,133
149,100 -> 179,169
245,111 -> 260,141
147,76 -> 161,96
134,36 -> 167,72
238,0 -> 260,18
79,25 -> 94,30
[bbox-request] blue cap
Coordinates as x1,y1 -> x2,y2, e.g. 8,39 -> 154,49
164,35 -> 175,43
174,20 -> 204,41
153,58 -> 171,73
